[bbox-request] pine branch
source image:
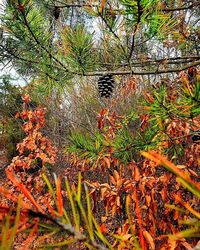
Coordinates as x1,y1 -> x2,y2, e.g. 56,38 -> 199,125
115,130 -> 199,155
108,2 -> 199,15
43,1 -> 199,12
85,60 -> 200,76
44,2 -> 197,12
0,45 -> 61,81
101,56 -> 200,67
16,1 -> 69,73
128,0 -> 143,61
27,209 -> 108,250
2,40 -> 200,76
3,43 -> 198,70
0,200 -> 108,249
46,2 -> 98,9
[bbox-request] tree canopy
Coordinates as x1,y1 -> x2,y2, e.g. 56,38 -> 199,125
1,0 -> 199,87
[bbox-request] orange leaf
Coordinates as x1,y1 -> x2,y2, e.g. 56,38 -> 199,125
116,196 -> 120,207
180,241 -> 193,250
100,0 -> 105,14
141,151 -> 200,190
188,169 -> 198,177
112,204 -> 117,216
6,169 -> 44,213
145,195 -> 151,207
21,94 -> 30,104
133,166 -> 140,181
168,240 -> 177,250
55,176 -> 63,216
0,186 -> 30,210
103,157 -> 110,168
101,216 -> 107,223
101,187 -> 108,200
109,175 -> 116,186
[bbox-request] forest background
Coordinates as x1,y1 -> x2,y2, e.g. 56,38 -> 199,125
0,0 -> 200,249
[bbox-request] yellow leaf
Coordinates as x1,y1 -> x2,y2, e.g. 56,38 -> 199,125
113,170 -> 120,182
101,216 -> 107,223
143,231 -> 155,250
100,183 -> 111,189
116,196 -> 120,207
121,234 -> 132,241
101,187 -> 108,199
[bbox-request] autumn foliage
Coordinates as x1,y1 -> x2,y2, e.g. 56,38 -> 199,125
0,70 -> 200,249
8,94 -> 56,171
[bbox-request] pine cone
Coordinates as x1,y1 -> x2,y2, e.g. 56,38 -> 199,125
98,75 -> 115,98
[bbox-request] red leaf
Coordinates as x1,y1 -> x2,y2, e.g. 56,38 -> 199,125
100,223 -> 107,234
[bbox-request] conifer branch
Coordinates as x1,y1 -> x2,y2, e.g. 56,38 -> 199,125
27,209 -> 108,250
85,60 -> 200,76
128,0 -> 143,61
16,1 -> 69,72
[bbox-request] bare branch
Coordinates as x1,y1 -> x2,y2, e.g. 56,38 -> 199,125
85,60 -> 200,76
109,2 -> 200,16
101,56 -> 200,67
46,2 -> 98,9
162,3 -> 199,12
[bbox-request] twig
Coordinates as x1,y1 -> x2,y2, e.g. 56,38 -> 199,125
45,2 -> 98,9
109,3 -> 199,15
162,3 -> 196,12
